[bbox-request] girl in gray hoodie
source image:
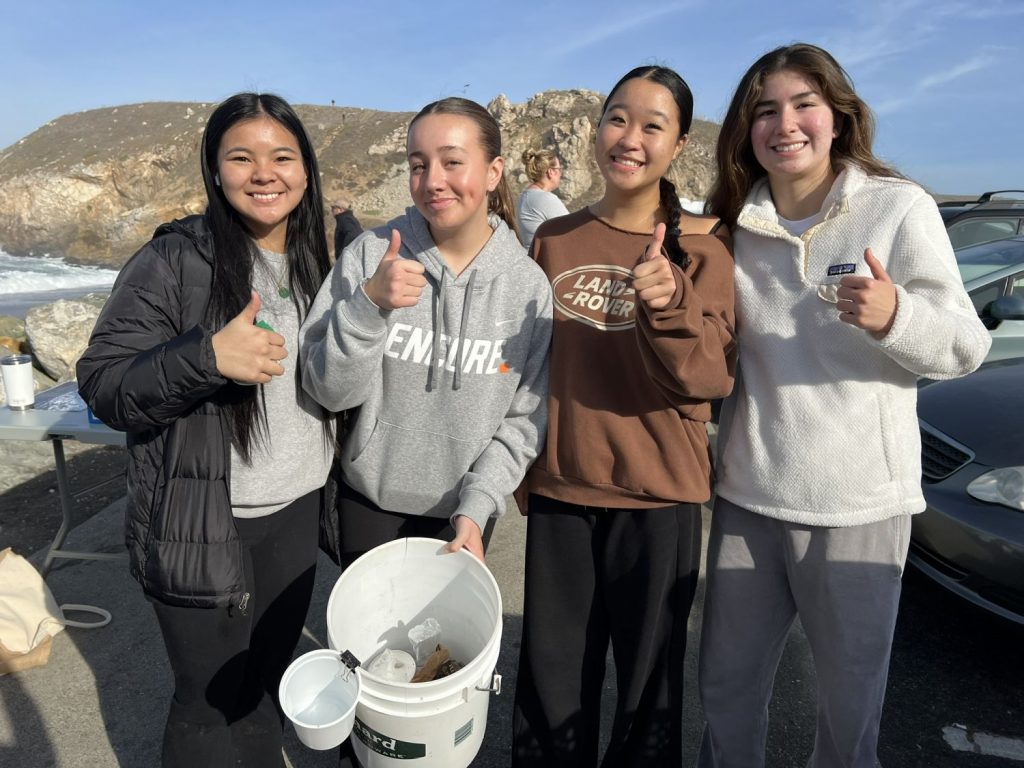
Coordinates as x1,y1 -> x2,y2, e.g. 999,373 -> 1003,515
299,97 -> 552,563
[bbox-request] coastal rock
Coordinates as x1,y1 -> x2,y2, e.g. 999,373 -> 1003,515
0,94 -> 719,266
24,295 -> 107,381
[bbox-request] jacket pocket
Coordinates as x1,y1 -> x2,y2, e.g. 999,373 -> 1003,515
348,419 -> 490,515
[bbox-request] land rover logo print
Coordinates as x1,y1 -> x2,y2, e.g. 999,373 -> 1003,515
353,717 -> 427,759
552,265 -> 637,331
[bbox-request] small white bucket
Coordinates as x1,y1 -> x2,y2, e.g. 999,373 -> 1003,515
327,537 -> 503,768
279,649 -> 360,751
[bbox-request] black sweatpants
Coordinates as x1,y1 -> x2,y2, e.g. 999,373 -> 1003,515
512,494 -> 702,768
150,489 -> 320,768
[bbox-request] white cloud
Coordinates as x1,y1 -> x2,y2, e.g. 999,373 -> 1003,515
557,3 -> 698,56
919,55 -> 994,90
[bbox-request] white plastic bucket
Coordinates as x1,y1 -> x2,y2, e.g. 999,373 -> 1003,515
327,537 -> 503,768
279,648 -> 360,750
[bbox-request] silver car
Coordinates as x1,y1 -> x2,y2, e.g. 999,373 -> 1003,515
956,235 -> 1024,363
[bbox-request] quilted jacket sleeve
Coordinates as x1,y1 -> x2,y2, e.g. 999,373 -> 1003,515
76,238 -> 226,431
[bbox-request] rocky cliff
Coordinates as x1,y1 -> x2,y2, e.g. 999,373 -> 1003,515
0,92 -> 718,266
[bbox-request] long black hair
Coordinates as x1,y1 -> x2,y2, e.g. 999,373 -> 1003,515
601,66 -> 694,268
200,92 -> 331,462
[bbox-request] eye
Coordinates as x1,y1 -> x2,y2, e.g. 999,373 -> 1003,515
226,154 -> 251,163
444,159 -> 463,168
409,162 -> 425,173
754,108 -> 775,119
644,122 -> 664,132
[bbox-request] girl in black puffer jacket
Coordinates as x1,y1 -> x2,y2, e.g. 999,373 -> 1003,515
77,92 -> 334,768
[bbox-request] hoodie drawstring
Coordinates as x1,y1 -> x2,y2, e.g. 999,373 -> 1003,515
428,270 -> 448,392
428,268 -> 477,392
453,269 -> 476,391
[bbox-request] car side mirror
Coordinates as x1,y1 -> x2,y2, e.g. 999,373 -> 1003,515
988,295 -> 1024,321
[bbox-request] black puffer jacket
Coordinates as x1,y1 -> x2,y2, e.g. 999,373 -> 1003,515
77,215 -> 248,609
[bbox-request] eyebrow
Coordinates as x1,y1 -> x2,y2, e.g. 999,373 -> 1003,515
754,90 -> 819,108
605,102 -> 671,121
408,145 -> 466,157
222,145 -> 299,154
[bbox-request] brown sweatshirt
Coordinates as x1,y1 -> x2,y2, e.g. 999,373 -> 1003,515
526,208 -> 737,507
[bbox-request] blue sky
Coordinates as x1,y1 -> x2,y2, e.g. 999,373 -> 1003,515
3,0 -> 1021,194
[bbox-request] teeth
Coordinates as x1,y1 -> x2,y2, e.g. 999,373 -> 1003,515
616,157 -> 642,168
252,192 -> 280,200
774,143 -> 805,153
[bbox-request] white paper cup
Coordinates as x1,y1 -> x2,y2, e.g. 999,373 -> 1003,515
1,355 -> 35,410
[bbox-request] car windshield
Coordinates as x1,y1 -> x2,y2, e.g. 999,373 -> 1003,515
955,238 -> 1024,282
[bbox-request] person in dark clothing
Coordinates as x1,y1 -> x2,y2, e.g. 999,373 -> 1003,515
76,92 -> 334,768
331,198 -> 364,258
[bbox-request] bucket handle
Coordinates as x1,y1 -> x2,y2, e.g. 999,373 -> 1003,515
475,672 -> 502,696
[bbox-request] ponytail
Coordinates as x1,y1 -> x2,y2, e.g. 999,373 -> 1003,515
490,176 -> 520,240
659,177 -> 690,269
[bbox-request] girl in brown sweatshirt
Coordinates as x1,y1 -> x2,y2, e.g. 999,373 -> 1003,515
511,66 -> 737,768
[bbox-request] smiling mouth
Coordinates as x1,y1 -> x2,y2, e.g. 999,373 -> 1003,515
250,192 -> 282,201
612,156 -> 644,169
772,142 -> 807,153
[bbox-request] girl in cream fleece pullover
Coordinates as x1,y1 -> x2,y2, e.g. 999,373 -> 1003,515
697,44 -> 990,768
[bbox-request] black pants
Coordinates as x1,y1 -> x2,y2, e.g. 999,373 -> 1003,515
335,481 -> 496,569
512,494 -> 702,768
150,489 -> 320,768
337,482 -> 496,767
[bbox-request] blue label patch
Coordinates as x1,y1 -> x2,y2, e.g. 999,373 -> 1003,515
827,263 -> 857,276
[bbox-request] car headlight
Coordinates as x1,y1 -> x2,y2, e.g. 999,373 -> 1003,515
967,467 -> 1024,511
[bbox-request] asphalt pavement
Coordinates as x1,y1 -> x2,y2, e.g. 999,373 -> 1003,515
2,494 -> 1022,767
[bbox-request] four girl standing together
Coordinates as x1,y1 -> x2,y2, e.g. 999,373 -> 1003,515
79,42 -> 990,768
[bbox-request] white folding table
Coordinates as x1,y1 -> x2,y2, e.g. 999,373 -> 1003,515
0,383 -> 126,576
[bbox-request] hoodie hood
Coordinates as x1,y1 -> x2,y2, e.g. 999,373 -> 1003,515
154,214 -> 215,266
389,206 -> 524,286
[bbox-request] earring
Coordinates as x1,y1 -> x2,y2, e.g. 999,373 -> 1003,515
214,174 -> 221,187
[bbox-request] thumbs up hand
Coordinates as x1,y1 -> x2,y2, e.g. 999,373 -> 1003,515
632,223 -> 676,311
211,291 -> 288,384
362,230 -> 427,309
836,247 -> 898,337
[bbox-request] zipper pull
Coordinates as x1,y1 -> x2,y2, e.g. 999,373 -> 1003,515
238,592 -> 251,615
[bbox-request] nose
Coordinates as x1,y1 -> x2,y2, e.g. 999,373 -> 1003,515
617,122 -> 642,149
423,160 -> 446,191
251,159 -> 276,183
777,104 -> 798,134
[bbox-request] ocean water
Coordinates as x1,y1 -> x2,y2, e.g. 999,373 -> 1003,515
0,249 -> 119,318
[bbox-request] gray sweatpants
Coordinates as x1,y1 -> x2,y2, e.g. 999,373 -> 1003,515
697,497 -> 910,768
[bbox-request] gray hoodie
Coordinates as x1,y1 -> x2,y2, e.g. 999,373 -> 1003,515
299,207 -> 552,533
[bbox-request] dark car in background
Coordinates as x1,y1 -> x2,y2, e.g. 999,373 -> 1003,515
939,190 -> 1024,249
912,357 -> 1024,624
955,235 -> 1024,363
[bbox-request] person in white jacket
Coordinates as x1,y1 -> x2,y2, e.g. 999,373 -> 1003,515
696,44 -> 991,768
